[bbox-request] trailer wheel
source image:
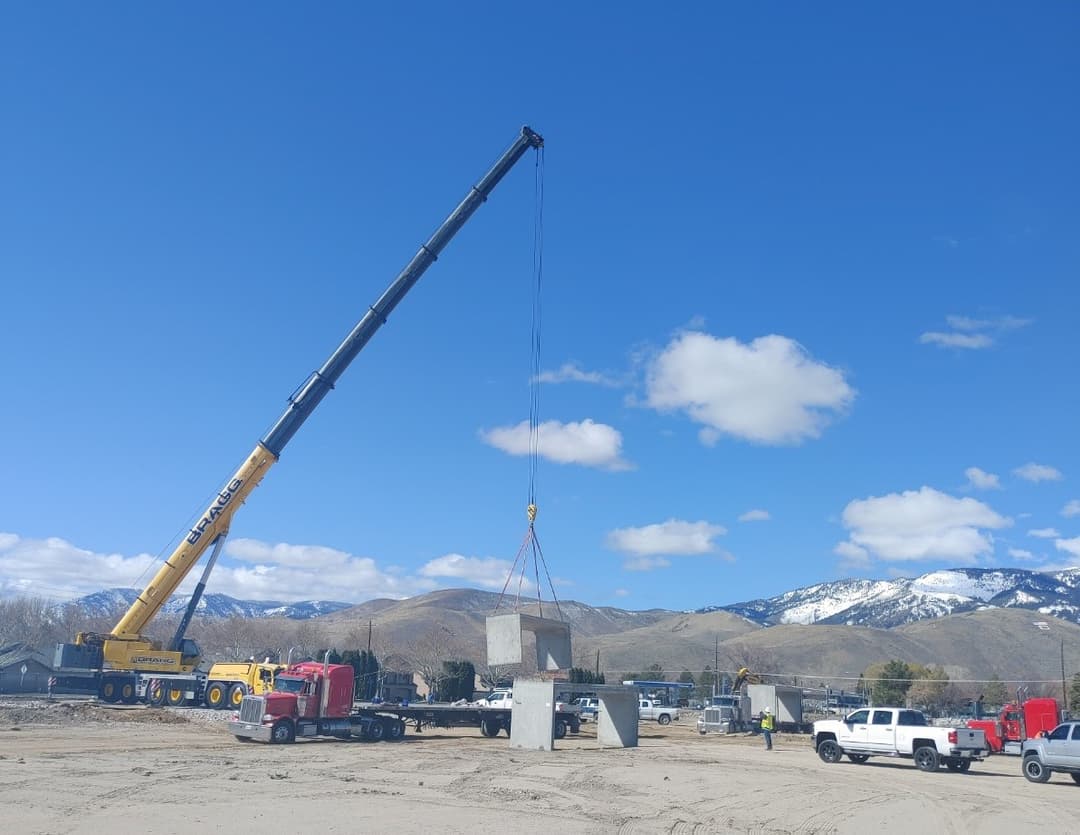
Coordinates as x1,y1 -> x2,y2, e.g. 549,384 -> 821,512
228,683 -> 247,708
1070,773 -> 1080,785
1023,755 -> 1050,783
503,720 -> 512,738
383,717 -> 404,741
914,746 -> 939,772
366,718 -> 385,742
817,739 -> 842,764
205,682 -> 227,709
570,717 -> 581,734
658,714 -> 672,725
553,719 -> 567,740
270,719 -> 295,744
480,719 -> 500,737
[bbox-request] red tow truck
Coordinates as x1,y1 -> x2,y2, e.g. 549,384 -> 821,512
229,660 -> 582,744
967,697 -> 1062,755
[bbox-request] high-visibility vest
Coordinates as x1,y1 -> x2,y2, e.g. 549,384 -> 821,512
761,714 -> 775,730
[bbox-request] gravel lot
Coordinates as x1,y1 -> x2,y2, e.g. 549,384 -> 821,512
1,700 -> 1076,834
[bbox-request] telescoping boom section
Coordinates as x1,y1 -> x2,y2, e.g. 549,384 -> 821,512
60,127 -> 545,684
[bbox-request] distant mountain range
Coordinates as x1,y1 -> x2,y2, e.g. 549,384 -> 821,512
74,567 -> 1080,630
701,567 -> 1080,628
72,588 -> 352,620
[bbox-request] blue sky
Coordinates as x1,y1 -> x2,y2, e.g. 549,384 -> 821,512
1,3 -> 1078,612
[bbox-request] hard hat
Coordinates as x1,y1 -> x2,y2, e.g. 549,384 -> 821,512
763,708 -> 772,714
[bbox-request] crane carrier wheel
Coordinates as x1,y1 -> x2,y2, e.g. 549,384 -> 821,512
204,681 -> 227,709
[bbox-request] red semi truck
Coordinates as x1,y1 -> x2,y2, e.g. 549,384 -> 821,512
967,697 -> 1062,755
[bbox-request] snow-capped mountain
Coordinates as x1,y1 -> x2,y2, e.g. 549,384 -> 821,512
700,567 -> 1080,628
71,588 -> 351,620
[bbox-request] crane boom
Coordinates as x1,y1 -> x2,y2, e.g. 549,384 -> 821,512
86,126 -> 544,651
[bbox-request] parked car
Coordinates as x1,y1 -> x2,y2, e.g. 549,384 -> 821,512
1021,722 -> 1080,784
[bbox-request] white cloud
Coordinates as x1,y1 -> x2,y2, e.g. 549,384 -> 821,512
964,467 -> 1001,490
479,419 -> 631,471
836,487 -> 1010,563
214,538 -> 427,601
418,553 -> 521,590
834,541 -> 870,568
1013,463 -> 1063,483
0,533 -> 159,601
1062,500 -> 1080,518
921,314 -> 1032,350
606,519 -> 727,559
920,331 -> 993,349
738,509 -> 770,522
613,588 -> 630,598
622,556 -> 671,571
644,331 -> 854,446
1008,548 -> 1036,561
1028,528 -> 1061,539
1055,537 -> 1080,559
537,362 -> 621,388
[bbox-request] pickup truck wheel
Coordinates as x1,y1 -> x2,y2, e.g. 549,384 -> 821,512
817,739 -> 842,764
658,714 -> 672,726
945,759 -> 971,772
847,754 -> 870,764
914,746 -> 939,772
553,719 -> 568,739
270,719 -> 295,744
1023,755 -> 1051,783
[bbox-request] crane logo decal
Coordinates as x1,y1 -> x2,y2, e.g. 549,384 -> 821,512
186,478 -> 244,545
131,655 -> 177,665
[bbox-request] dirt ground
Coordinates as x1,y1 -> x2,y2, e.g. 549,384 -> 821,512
0,700 -> 1074,834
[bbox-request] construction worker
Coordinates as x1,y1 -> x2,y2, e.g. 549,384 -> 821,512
761,708 -> 775,750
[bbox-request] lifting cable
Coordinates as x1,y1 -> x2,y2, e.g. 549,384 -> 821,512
493,145 -> 563,621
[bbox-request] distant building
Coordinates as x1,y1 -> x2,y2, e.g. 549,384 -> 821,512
0,643 -> 54,694
379,670 -> 417,703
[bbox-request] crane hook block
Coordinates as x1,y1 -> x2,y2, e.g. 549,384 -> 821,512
527,503 -> 538,523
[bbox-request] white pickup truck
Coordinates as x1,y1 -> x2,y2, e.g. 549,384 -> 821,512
813,707 -> 989,772
639,699 -> 679,725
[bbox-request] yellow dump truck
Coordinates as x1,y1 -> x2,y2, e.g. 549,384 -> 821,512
204,662 -> 283,709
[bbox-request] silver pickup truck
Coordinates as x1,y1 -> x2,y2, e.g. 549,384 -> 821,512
1021,721 -> 1080,784
813,707 -> 988,772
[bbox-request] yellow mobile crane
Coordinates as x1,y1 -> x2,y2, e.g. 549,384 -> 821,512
54,126 -> 545,704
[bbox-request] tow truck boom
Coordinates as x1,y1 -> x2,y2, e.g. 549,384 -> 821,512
57,126 -> 544,701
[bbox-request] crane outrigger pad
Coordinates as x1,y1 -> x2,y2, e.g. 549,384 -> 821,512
486,613 -> 571,671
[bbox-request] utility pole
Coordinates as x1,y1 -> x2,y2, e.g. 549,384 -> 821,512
367,619 -> 372,653
1062,638 -> 1068,712
595,649 -> 601,679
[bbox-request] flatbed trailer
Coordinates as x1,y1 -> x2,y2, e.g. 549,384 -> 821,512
353,703 -> 583,739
